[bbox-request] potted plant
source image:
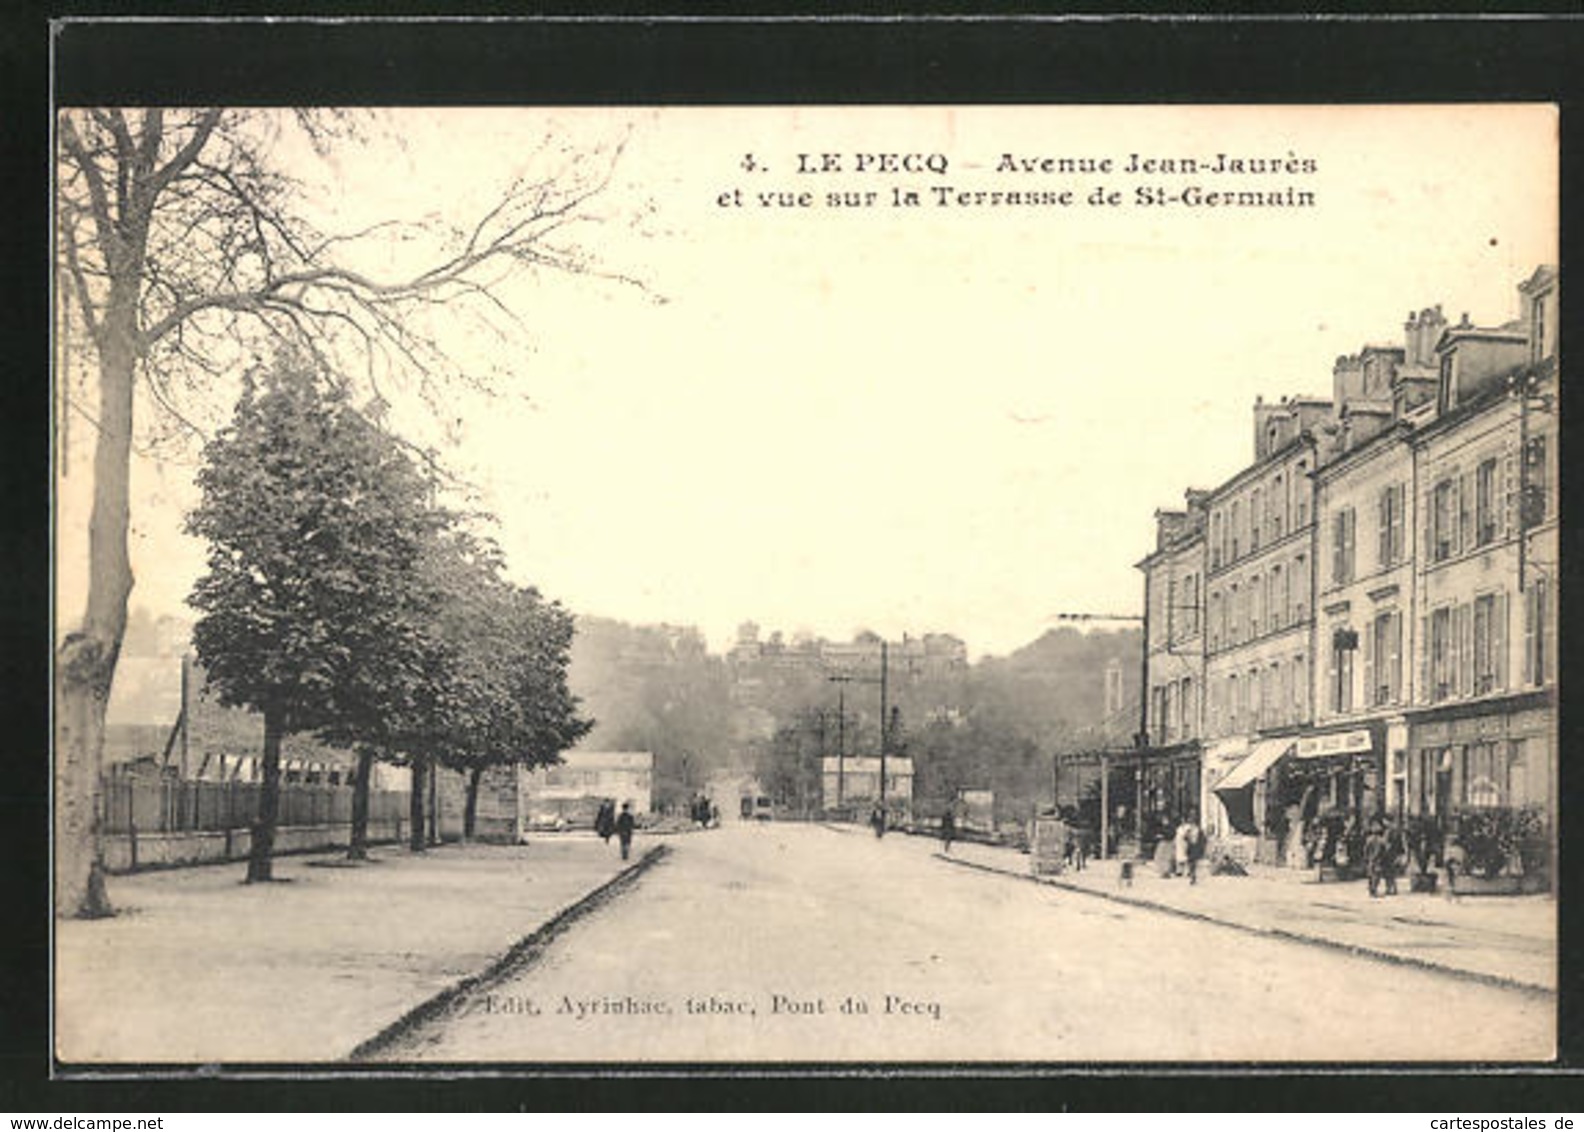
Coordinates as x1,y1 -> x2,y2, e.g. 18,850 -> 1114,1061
1447,806 -> 1546,895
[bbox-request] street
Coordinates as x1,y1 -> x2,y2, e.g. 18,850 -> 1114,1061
381,822 -> 1553,1063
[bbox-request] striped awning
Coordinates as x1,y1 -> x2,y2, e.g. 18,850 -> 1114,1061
1212,739 -> 1294,835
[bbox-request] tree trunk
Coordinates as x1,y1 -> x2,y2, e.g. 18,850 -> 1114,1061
247,705 -> 284,882
408,755 -> 428,852
428,761 -> 441,847
347,746 -> 375,861
54,637 -> 116,919
55,296 -> 138,919
464,765 -> 483,840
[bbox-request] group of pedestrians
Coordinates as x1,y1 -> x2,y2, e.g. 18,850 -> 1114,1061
593,798 -> 637,860
688,794 -> 720,828
1363,817 -> 1409,897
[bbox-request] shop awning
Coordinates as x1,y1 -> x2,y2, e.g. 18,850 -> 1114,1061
1212,739 -> 1294,835
1214,739 -> 1293,793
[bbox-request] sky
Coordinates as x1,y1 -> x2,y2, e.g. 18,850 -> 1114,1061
54,105 -> 1558,660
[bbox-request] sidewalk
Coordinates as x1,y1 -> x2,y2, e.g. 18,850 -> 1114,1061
936,837 -> 1556,993
55,836 -> 658,1064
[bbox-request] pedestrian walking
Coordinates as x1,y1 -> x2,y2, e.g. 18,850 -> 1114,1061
1173,819 -> 1192,880
1363,819 -> 1388,897
595,799 -> 615,843
1183,818 -> 1204,885
615,801 -> 636,861
870,804 -> 886,838
1384,819 -> 1406,896
940,806 -> 956,854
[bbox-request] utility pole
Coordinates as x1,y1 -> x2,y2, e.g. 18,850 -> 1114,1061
879,640 -> 888,819
829,640 -> 889,820
828,679 -> 850,808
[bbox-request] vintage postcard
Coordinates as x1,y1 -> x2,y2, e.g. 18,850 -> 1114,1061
53,101 -> 1558,1068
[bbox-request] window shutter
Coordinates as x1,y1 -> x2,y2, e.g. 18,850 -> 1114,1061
1378,491 -> 1390,568
1392,484 -> 1406,564
1363,619 -> 1375,709
1448,606 -> 1462,697
1523,586 -> 1538,685
1424,489 -> 1436,562
1458,472 -> 1472,554
1331,512 -> 1343,584
1345,509 -> 1355,581
1542,580 -> 1556,684
1495,591 -> 1508,690
1389,612 -> 1403,703
1327,637 -> 1338,714
1420,615 -> 1430,701
1460,602 -> 1475,697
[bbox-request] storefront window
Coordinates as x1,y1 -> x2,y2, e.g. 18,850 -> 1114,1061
1508,739 -> 1529,807
1462,742 -> 1501,808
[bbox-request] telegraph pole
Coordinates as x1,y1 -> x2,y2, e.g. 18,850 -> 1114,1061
827,678 -> 850,808
1053,611 -> 1146,861
879,640 -> 889,819
828,640 -> 890,822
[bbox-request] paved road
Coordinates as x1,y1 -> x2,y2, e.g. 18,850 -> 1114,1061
386,822 -> 1553,1063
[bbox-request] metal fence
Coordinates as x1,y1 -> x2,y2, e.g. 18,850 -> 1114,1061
99,775 -> 409,835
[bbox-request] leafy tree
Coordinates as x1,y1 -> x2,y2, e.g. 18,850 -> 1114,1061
448,583 -> 592,840
55,107 -> 634,916
185,355 -> 442,882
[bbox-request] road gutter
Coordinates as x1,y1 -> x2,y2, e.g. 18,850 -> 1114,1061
936,852 -> 1554,999
347,843 -> 671,1061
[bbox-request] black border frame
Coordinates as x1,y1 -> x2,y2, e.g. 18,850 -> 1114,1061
9,9 -> 1583,1113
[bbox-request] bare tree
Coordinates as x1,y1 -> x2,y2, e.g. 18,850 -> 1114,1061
55,108 -> 640,916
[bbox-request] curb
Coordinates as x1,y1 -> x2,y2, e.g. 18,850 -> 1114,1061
937,852 -> 1554,999
346,843 -> 671,1061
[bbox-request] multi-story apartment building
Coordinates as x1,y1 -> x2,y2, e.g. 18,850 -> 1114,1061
1139,266 -> 1557,879
1199,397 -> 1329,857
1134,493 -> 1208,833
1404,268 -> 1557,858
1303,324 -> 1438,849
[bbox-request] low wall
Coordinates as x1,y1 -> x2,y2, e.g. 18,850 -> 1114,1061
102,817 -> 409,873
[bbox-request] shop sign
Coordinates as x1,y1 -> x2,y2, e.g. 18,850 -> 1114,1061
1296,729 -> 1373,758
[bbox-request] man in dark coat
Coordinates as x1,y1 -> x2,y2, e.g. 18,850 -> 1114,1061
616,801 -> 637,861
595,799 -> 615,843
1364,820 -> 1388,897
940,807 -> 956,854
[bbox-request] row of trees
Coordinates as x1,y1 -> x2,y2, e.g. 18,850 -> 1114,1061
56,107 -> 631,916
186,357 -> 590,882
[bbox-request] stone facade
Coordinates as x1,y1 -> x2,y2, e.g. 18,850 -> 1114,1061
1138,265 -> 1558,878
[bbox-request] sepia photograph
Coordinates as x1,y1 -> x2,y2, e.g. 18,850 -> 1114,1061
52,96 -> 1558,1069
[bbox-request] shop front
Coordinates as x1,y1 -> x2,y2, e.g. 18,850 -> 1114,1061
1405,692 -> 1554,891
1278,724 -> 1384,871
1208,737 -> 1292,865
1053,743 -> 1201,859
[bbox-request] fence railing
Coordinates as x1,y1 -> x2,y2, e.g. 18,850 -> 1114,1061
98,775 -> 409,836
